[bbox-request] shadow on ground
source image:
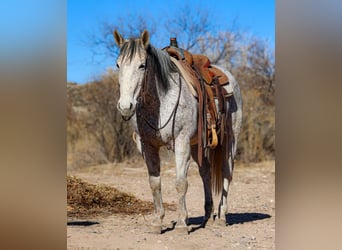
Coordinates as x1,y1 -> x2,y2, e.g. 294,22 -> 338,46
187,212 -> 271,233
67,212 -> 271,233
67,221 -> 99,226
226,212 -> 271,225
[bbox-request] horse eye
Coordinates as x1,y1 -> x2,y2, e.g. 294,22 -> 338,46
116,63 -> 120,69
139,64 -> 145,70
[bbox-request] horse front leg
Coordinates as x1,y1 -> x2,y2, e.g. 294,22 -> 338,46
143,143 -> 164,234
174,136 -> 191,233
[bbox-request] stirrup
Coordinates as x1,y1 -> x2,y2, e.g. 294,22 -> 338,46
207,125 -> 218,149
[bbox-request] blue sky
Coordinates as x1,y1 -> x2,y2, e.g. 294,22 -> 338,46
68,0 -> 275,84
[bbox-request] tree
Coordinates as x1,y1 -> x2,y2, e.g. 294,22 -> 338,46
81,5 -> 276,163
86,13 -> 157,60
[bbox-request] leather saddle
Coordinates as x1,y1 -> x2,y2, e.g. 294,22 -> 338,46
165,47 -> 229,87
163,43 -> 233,165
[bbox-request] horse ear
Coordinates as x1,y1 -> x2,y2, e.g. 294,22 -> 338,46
113,30 -> 124,48
140,30 -> 150,48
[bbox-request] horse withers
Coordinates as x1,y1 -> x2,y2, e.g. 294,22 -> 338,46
113,30 -> 242,234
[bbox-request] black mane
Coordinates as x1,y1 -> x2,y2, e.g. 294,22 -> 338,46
119,39 -> 178,92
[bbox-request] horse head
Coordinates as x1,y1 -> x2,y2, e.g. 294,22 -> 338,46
113,30 -> 150,118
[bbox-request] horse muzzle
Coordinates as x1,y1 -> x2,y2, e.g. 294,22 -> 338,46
117,101 -> 136,120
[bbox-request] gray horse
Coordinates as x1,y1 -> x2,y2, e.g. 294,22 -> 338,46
113,30 -> 242,234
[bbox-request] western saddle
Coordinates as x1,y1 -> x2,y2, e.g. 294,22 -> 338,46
163,38 -> 233,165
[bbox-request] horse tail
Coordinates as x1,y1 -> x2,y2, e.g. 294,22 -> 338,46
209,141 -> 225,195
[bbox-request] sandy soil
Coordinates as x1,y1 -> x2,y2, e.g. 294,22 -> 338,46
67,159 -> 275,249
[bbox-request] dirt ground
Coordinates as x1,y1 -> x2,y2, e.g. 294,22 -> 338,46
67,158 -> 275,250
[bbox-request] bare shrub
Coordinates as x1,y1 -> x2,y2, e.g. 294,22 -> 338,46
236,88 -> 275,162
67,70 -> 138,169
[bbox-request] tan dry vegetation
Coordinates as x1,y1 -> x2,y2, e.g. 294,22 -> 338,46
67,70 -> 138,169
237,88 -> 275,162
67,175 -> 176,218
67,67 -> 274,167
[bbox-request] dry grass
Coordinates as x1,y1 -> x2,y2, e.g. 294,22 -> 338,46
67,175 -> 176,218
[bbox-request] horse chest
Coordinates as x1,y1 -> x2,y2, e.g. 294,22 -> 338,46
135,105 -> 164,146
134,109 -> 181,150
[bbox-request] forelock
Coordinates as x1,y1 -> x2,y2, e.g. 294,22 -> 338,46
119,39 -> 144,62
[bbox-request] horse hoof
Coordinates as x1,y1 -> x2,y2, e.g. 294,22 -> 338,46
203,218 -> 215,227
174,225 -> 189,234
147,224 -> 162,234
215,218 -> 227,227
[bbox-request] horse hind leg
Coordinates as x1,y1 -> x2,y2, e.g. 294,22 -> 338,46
217,162 -> 232,226
191,145 -> 214,226
143,144 -> 164,234
217,136 -> 235,226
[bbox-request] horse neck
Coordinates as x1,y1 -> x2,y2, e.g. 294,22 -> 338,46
140,70 -> 160,106
135,71 -> 161,130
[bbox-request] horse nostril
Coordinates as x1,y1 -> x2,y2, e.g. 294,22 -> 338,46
130,103 -> 133,110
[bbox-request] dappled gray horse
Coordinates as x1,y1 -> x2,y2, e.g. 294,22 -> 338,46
113,30 -> 242,233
